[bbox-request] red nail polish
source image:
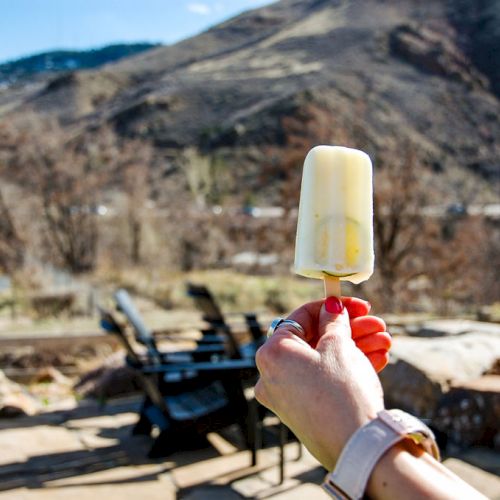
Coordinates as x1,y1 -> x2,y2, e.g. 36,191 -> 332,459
325,296 -> 344,314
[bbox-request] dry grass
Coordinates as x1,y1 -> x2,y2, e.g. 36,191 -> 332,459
96,266 -> 322,315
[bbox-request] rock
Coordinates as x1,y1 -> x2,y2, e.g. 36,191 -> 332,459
389,23 -> 488,90
31,366 -> 72,385
477,304 -> 500,323
29,291 -> 76,318
485,359 -> 500,376
434,376 -> 500,449
452,447 -> 500,477
28,366 -> 75,406
0,369 -> 39,417
409,319 -> 500,338
380,357 -> 443,419
74,352 -> 141,400
380,333 -> 500,418
443,457 -> 500,500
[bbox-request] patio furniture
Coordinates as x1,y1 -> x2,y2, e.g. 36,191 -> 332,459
99,307 -> 261,460
101,291 -> 300,482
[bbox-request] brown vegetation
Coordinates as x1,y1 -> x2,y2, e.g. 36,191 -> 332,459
0,105 -> 497,317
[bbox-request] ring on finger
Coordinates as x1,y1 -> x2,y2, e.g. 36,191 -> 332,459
267,318 -> 305,338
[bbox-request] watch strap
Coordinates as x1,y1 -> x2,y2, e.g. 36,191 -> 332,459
323,409 -> 439,500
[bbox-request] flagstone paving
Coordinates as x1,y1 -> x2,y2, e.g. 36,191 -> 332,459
0,396 -> 498,499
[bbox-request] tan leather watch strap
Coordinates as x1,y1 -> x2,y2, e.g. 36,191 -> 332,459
322,409 -> 439,500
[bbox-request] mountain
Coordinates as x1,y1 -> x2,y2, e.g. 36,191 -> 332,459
1,0 -> 499,203
0,43 -> 159,84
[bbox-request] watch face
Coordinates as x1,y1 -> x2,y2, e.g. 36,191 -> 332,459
384,410 -> 440,461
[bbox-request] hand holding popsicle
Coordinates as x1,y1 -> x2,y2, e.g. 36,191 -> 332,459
255,298 -> 483,500
256,146 -> 484,499
285,296 -> 390,372
292,145 -> 385,368
256,298 -> 386,467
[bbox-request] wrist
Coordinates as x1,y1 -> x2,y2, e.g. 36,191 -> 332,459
320,409 -> 380,471
322,409 -> 439,499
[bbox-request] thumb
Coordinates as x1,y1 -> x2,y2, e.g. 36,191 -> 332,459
318,296 -> 351,341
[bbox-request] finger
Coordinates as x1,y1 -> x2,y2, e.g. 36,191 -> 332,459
269,326 -> 314,351
286,299 -> 323,344
341,297 -> 371,319
351,316 -> 387,340
367,350 -> 390,373
316,299 -> 351,349
285,298 -> 370,345
354,331 -> 392,354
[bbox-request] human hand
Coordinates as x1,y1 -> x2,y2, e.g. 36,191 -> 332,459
255,297 -> 387,470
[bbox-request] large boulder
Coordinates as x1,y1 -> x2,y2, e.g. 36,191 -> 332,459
380,332 -> 500,419
434,375 -> 500,450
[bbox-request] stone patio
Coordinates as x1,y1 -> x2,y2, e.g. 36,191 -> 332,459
0,396 -> 498,499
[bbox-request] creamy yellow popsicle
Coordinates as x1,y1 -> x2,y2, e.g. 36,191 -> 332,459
294,145 -> 374,289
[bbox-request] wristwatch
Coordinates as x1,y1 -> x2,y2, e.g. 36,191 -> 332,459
322,409 -> 440,500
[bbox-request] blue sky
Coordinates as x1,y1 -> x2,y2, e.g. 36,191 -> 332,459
0,0 -> 275,63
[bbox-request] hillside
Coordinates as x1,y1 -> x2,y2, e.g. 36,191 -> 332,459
0,43 -> 158,84
1,0 -> 499,203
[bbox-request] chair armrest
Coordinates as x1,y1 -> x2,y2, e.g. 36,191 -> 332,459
142,358 -> 256,374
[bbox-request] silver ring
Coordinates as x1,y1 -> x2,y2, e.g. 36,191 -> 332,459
267,318 -> 305,338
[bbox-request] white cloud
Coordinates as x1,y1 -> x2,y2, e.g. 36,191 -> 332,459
187,3 -> 212,15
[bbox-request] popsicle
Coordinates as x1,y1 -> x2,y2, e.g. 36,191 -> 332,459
294,145 -> 374,297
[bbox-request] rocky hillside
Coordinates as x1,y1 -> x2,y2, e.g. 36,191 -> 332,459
1,0 -> 499,202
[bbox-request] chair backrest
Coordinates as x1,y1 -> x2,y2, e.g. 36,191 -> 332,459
186,283 -> 242,359
186,283 -> 225,325
114,289 -> 161,363
98,306 -> 140,364
98,306 -> 170,415
244,313 -> 265,344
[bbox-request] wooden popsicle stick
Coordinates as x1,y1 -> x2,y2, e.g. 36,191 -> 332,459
323,275 -> 341,298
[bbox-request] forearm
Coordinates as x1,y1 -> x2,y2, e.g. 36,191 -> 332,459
367,442 -> 486,500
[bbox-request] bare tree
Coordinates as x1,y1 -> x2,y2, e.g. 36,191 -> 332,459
2,119 -> 108,273
371,141 -> 495,313
0,189 -> 24,273
372,144 -> 431,307
117,139 -> 153,264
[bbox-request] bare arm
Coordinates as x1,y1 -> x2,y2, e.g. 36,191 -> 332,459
368,442 -> 486,500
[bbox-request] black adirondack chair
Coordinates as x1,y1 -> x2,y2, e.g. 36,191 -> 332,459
106,290 -> 299,481
99,307 -> 261,460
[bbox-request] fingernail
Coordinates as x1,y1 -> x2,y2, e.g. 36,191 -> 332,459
325,296 -> 344,314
